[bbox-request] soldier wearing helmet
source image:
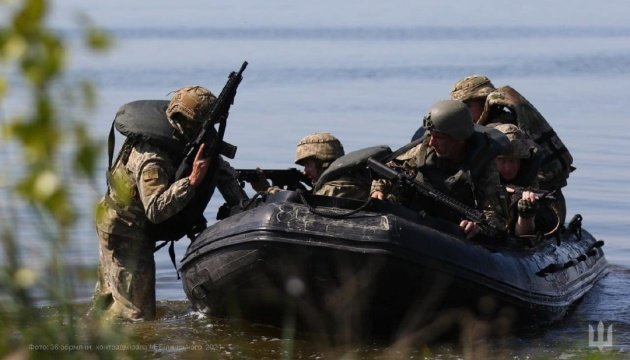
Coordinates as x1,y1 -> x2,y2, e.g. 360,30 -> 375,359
372,100 -> 508,239
294,132 -> 344,183
411,75 -> 511,141
247,132 -> 370,200
452,75 -> 572,223
414,74 -> 572,224
490,123 -> 560,237
293,132 -> 370,200
93,85 -> 247,321
166,85 -> 216,137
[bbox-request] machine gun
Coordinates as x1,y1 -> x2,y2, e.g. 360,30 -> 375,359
236,168 -> 312,192
367,157 -> 505,239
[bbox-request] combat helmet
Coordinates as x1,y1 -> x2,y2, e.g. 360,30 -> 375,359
491,123 -> 539,159
166,85 -> 217,135
295,132 -> 344,167
423,100 -> 474,140
450,75 -> 496,102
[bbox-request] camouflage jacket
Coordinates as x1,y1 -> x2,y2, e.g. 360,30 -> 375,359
96,142 -> 246,239
371,142 -> 508,232
314,174 -> 370,201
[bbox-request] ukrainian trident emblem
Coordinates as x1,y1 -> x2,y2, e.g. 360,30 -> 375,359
588,321 -> 613,351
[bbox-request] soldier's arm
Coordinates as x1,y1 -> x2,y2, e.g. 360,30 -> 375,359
134,153 -> 195,224
370,143 -> 423,200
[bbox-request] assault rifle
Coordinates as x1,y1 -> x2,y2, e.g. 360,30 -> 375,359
236,168 -> 312,191
175,61 -> 248,179
367,157 -> 504,238
148,62 -> 247,243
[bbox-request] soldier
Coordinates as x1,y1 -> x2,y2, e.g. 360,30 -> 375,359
411,75 -> 507,140
491,123 -> 560,237
372,100 -> 508,239
294,132 -> 370,200
449,75 -> 573,223
92,86 -> 247,321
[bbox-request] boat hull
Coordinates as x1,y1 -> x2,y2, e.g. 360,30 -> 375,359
180,192 -> 608,335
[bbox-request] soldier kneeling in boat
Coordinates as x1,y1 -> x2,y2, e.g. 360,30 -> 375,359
491,123 -> 561,238
248,132 -> 371,200
449,75 -> 573,224
372,100 -> 509,239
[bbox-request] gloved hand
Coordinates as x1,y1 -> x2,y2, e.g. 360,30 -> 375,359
250,167 -> 271,192
517,198 -> 539,219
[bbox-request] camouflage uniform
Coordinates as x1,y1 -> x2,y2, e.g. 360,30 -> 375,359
451,76 -> 572,224
371,139 -> 507,232
491,124 -> 560,235
93,86 -> 247,321
314,175 -> 371,200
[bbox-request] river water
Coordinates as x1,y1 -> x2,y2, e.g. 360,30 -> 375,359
2,0 -> 630,358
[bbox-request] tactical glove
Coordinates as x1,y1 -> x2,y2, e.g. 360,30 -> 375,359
517,199 -> 539,219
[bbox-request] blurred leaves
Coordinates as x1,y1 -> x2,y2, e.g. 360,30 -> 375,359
0,0 -> 124,358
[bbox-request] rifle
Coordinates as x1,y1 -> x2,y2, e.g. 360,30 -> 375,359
367,157 -> 504,238
505,185 -> 556,201
175,61 -> 248,179
236,168 -> 312,191
147,61 -> 248,243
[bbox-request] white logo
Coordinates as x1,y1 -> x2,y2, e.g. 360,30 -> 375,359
588,321 -> 613,351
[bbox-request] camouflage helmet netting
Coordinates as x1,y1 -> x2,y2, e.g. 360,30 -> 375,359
295,132 -> 345,165
491,123 -> 539,159
166,85 -> 217,123
450,75 -> 496,102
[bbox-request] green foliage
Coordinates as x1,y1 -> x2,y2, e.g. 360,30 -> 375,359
0,0 -> 135,358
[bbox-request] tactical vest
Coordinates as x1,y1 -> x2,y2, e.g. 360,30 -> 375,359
414,130 -> 502,223
477,86 -> 574,190
107,100 -> 220,242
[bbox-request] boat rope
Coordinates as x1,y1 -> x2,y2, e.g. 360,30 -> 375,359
518,204 -> 563,246
296,190 -> 373,219
241,191 -> 263,210
535,239 -> 604,276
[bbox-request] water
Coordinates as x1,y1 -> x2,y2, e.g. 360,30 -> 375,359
2,0 -> 630,357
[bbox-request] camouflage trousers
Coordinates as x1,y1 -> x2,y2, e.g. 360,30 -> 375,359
92,229 -> 156,321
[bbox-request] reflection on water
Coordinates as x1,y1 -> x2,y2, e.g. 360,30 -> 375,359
46,270 -> 629,360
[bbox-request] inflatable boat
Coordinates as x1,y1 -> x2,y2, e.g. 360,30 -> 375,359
179,188 -> 608,336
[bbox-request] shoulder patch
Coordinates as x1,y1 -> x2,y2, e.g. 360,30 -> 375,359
142,167 -> 160,181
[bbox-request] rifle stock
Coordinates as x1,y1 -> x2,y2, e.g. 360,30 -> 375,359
367,157 -> 504,238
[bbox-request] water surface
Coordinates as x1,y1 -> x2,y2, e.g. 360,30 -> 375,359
2,0 -> 630,357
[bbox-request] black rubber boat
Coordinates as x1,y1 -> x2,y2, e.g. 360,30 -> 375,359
180,189 -> 608,336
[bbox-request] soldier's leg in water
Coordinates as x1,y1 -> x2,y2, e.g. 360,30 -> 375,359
94,229 -> 155,320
